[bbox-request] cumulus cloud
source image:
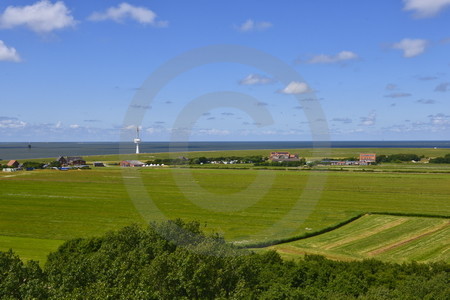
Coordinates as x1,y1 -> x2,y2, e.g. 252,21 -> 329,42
359,111 -> 376,126
236,19 -> 272,32
384,92 -> 412,98
239,74 -> 274,85
403,0 -> 450,18
89,2 -> 167,27
428,113 -> 450,125
0,117 -> 26,129
305,51 -> 358,64
0,0 -> 76,33
279,81 -> 310,94
434,82 -> 450,92
0,40 -> 20,62
392,38 -> 428,58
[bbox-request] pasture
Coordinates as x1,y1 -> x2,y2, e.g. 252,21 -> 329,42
268,214 -> 450,263
0,148 -> 450,263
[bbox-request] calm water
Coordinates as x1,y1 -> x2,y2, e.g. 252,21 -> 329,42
1,141 -> 449,160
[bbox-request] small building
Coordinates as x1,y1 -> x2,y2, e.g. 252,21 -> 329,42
67,157 -> 86,166
56,156 -> 68,165
270,152 -> 300,162
93,162 -> 105,167
6,160 -> 20,168
120,160 -> 145,167
359,153 -> 376,164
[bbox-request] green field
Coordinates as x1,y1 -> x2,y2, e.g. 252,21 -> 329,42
268,214 -> 450,263
1,148 -> 450,263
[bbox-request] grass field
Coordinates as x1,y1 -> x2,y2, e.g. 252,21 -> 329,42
267,214 -> 450,263
1,148 -> 449,264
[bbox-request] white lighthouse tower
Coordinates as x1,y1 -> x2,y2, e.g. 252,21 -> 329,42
134,127 -> 141,154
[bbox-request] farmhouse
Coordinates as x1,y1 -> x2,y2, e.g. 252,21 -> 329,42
67,157 -> 86,166
359,153 -> 376,164
270,152 -> 300,162
56,156 -> 86,166
6,160 -> 20,168
56,156 -> 68,165
120,160 -> 145,167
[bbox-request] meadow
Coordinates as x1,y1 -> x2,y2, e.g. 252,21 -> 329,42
268,214 -> 449,263
1,148 -> 449,263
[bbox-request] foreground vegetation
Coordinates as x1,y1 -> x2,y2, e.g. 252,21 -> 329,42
1,220 -> 449,299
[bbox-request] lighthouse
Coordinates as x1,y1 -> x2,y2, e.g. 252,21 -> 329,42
134,127 -> 141,154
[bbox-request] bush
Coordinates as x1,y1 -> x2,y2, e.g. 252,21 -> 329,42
0,220 -> 448,299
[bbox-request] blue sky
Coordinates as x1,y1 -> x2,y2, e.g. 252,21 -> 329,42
0,0 -> 449,142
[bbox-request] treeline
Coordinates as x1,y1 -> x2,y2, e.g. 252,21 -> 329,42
0,161 -> 61,169
430,154 -> 450,163
146,155 -> 266,165
1,220 -> 448,299
254,158 -> 306,167
376,153 -> 422,163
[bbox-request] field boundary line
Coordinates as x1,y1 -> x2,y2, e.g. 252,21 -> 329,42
240,213 -> 366,248
243,212 -> 450,249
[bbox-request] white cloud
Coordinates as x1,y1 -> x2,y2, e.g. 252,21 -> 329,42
428,113 -> 450,125
88,2 -> 167,26
403,0 -> 450,18
392,38 -> 428,58
0,117 -> 27,129
0,40 -> 20,62
280,81 -> 310,94
236,19 -> 272,32
359,111 -> 376,126
306,51 -> 358,64
0,0 -> 76,33
239,74 -> 274,85
197,129 -> 230,136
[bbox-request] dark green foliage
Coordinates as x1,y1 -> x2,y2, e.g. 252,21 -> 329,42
430,154 -> 450,163
376,153 -> 421,163
22,161 -> 45,169
0,221 -> 449,299
146,155 -> 266,165
47,161 -> 61,168
0,250 -> 47,299
254,158 -> 306,167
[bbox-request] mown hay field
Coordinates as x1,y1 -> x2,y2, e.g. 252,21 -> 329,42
268,214 -> 449,263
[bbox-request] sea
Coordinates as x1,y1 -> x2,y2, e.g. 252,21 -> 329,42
1,141 -> 450,160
